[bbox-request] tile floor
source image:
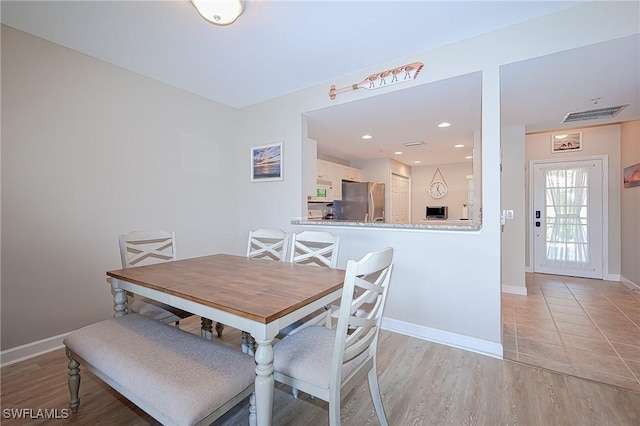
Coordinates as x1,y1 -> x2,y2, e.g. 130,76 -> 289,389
502,273 -> 640,392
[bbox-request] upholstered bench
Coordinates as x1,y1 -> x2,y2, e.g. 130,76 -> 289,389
63,313 -> 256,426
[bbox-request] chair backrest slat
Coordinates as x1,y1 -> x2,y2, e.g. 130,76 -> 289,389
289,231 -> 340,268
119,230 -> 176,268
247,228 -> 288,261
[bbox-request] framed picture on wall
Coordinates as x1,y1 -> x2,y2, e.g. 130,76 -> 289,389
623,163 -> 640,188
251,142 -> 283,182
551,132 -> 582,153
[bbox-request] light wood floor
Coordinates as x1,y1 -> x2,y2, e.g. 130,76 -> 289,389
2,317 -> 639,425
503,273 -> 640,392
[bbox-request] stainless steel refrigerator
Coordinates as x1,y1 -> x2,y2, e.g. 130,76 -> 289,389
333,182 -> 385,222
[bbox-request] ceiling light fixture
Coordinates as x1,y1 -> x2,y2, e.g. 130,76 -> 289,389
191,0 -> 244,26
465,156 -> 473,160
362,134 -> 373,140
454,144 -> 464,148
414,160 -> 421,164
394,151 -> 403,155
438,122 -> 451,128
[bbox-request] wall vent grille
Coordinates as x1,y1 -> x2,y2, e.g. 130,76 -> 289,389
561,104 -> 628,123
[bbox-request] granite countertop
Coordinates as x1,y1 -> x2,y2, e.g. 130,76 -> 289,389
291,218 -> 481,231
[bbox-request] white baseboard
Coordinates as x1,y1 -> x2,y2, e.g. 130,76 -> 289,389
605,273 -> 621,281
502,285 -> 527,295
621,275 -> 640,292
1,332 -> 69,367
381,317 -> 503,359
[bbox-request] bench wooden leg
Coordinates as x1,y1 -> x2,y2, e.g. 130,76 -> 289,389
215,321 -> 225,337
201,317 -> 213,340
66,350 -> 81,413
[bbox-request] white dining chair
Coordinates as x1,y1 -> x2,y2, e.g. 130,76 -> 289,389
217,228 -> 289,352
281,230 -> 341,398
273,247 -> 394,426
282,231 -> 341,333
118,230 -> 209,339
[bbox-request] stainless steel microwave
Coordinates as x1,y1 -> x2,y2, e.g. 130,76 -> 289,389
426,206 -> 448,219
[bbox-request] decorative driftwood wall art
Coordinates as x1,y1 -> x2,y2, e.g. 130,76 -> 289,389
329,62 -> 424,100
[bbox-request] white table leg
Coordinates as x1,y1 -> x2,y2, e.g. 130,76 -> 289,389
253,338 -> 274,426
110,279 -> 127,318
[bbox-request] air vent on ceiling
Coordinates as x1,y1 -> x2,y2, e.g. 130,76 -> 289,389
561,104 -> 628,123
404,141 -> 425,147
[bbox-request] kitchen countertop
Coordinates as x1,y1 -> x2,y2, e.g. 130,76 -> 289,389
291,218 -> 481,231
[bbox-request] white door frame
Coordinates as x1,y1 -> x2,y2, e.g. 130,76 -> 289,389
529,155 -> 609,278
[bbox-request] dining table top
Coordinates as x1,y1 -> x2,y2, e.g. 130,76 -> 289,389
107,253 -> 346,324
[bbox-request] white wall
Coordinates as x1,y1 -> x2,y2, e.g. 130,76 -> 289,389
525,124 -> 622,278
411,162 -> 472,223
1,26 -> 240,350
620,120 -> 640,286
501,126 -> 526,295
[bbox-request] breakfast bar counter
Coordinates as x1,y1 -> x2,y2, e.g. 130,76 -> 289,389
291,218 -> 481,232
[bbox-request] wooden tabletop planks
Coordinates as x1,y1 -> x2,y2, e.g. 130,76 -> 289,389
107,254 -> 345,323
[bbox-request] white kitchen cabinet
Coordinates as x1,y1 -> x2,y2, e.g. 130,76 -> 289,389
314,160 -> 362,200
349,167 -> 362,182
317,159 -> 332,181
341,165 -> 362,182
331,163 -> 343,200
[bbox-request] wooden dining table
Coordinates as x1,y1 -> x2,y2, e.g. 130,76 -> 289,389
106,253 -> 345,426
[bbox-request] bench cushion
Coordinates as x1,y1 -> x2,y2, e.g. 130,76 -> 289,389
64,314 -> 255,426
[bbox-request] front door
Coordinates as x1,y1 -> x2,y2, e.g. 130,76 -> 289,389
532,158 -> 604,279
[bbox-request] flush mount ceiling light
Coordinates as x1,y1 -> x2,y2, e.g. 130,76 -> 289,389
561,104 -> 628,123
454,144 -> 464,148
404,141 -> 425,147
191,0 -> 244,26
394,151 -> 403,155
438,122 -> 451,128
362,134 -> 373,140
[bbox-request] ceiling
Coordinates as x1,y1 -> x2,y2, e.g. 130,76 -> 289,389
2,1 -> 638,166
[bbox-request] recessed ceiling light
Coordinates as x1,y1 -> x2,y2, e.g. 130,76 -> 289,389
454,144 -> 464,148
438,122 -> 451,128
394,151 -> 403,155
414,160 -> 421,164
465,156 -> 473,160
361,134 -> 373,140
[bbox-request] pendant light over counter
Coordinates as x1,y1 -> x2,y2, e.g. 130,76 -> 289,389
191,0 -> 244,26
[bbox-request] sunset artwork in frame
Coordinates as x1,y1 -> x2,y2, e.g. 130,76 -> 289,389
551,132 -> 582,153
251,142 -> 283,182
623,163 -> 640,188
